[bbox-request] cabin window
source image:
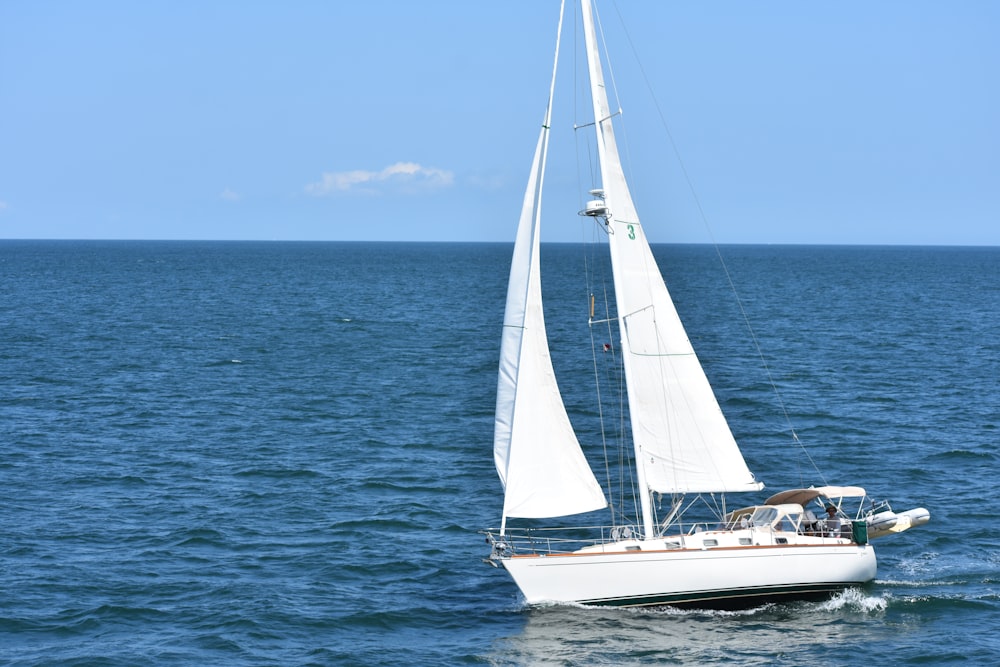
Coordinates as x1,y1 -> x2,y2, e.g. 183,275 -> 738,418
702,539 -> 718,547
721,508 -> 756,530
750,507 -> 778,528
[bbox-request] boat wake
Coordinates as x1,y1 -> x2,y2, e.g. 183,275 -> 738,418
524,587 -> 889,616
817,587 -> 888,613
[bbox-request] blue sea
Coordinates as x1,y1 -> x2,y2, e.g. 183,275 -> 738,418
1,240 -> 997,665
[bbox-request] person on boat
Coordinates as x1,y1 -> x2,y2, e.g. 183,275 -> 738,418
824,504 -> 842,537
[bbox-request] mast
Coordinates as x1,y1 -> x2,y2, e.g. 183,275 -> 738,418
578,0 -> 655,539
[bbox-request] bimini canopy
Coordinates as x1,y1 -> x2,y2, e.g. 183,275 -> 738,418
765,486 -> 867,507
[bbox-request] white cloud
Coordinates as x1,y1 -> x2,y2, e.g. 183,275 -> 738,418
305,161 -> 454,196
0,200 -> 7,211
220,188 -> 241,201
467,171 -> 506,191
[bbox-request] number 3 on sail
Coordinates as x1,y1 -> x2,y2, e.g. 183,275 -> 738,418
482,0 -> 928,609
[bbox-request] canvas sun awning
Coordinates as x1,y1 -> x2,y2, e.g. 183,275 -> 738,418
764,486 -> 867,508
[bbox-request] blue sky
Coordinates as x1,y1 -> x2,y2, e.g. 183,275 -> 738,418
2,1 -> 998,244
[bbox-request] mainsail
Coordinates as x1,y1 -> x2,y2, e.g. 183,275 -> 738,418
493,2 -> 606,531
579,0 -> 761,536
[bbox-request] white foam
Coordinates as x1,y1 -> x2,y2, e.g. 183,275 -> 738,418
819,587 -> 888,612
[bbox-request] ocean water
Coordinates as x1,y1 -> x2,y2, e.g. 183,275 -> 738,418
1,240 -> 997,665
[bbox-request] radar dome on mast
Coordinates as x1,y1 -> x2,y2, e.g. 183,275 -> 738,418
582,188 -> 607,217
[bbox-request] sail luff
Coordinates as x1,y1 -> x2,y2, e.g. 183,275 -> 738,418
494,0 -> 606,532
493,129 -> 545,491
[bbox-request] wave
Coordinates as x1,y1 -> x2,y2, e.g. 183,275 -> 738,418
204,358 -> 245,367
876,578 -> 959,587
818,587 -> 888,612
232,466 -> 323,479
925,448 -> 996,462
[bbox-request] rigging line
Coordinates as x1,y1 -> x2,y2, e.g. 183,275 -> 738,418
574,109 -> 621,130
615,322 -> 641,528
586,223 -> 638,529
610,2 -> 825,483
577,4 -> 641,532
610,285 -> 642,530
574,21 -> 618,524
593,2 -> 640,206
612,292 -> 642,530
585,244 -> 618,526
575,13 -> 625,526
584,221 -> 641,528
713,254 -> 827,485
573,39 -> 600,212
594,235 -> 639,529
592,1 -> 624,129
577,5 -> 631,528
587,316 -> 616,522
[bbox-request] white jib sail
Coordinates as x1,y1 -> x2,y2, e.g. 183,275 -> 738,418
494,1 -> 606,531
580,0 -> 761,512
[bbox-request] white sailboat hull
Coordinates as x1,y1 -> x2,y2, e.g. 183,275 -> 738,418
500,543 -> 877,608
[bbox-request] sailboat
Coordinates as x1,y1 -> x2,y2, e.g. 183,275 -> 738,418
485,0 -> 929,609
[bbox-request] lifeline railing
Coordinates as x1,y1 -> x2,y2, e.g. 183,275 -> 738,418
481,525 -> 636,557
